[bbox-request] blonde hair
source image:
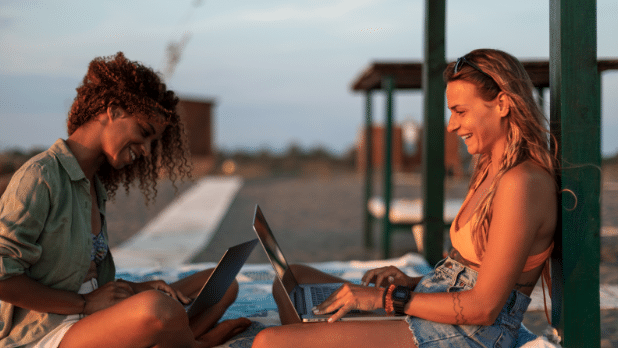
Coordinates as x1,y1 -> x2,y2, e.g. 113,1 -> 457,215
444,49 -> 558,259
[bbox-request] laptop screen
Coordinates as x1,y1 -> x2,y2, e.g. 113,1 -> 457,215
252,205 -> 300,292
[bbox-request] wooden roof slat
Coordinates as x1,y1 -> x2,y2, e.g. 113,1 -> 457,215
351,59 -> 618,91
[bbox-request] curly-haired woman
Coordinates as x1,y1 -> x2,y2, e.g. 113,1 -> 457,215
252,49 -> 558,348
0,52 -> 250,348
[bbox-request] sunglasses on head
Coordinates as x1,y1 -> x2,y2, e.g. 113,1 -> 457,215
454,56 -> 494,81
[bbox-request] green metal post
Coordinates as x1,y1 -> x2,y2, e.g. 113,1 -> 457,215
364,91 -> 374,249
550,0 -> 601,346
422,0 -> 446,266
382,76 -> 395,258
537,87 -> 545,110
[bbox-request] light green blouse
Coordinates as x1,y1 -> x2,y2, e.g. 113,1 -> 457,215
0,139 -> 115,347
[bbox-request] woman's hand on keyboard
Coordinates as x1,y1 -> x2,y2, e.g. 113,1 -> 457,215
361,266 -> 420,289
312,283 -> 383,323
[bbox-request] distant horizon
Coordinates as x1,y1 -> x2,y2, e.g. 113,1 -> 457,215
2,138 -> 618,160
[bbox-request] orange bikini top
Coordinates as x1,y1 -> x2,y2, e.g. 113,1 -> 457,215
450,214 -> 554,324
450,215 -> 554,272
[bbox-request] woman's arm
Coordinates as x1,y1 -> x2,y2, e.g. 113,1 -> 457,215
0,274 -> 85,315
404,164 -> 555,325
0,274 -> 135,315
317,163 -> 556,325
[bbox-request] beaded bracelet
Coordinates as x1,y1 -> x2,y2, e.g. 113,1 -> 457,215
383,284 -> 396,315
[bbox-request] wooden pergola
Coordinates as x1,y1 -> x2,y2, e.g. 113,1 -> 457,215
349,1 -> 616,346
352,60 -> 618,90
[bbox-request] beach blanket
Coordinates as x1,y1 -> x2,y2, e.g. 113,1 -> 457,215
117,253 -> 559,348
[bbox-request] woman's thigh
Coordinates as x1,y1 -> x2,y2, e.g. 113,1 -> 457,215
253,320 -> 416,348
59,290 -> 192,348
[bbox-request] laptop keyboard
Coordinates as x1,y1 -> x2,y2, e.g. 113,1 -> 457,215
310,286 -> 336,306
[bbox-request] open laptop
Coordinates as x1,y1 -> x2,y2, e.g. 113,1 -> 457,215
184,238 -> 258,318
252,204 -> 406,322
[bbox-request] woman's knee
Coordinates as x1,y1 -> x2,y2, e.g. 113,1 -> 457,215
288,263 -> 310,274
129,290 -> 188,330
252,327 -> 279,348
288,264 -> 343,284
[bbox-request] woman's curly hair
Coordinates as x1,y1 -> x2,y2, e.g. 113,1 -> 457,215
67,52 -> 192,202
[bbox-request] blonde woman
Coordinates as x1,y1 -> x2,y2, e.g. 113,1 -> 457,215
252,49 -> 557,348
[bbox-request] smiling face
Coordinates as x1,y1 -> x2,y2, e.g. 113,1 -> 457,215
100,107 -> 167,170
446,80 -> 509,158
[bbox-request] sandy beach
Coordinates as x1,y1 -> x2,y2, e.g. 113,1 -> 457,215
105,169 -> 618,347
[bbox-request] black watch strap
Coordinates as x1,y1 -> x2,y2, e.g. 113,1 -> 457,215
391,285 -> 411,315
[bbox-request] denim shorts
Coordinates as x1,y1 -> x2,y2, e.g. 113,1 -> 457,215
406,257 -> 531,348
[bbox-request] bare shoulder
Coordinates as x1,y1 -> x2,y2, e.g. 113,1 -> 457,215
499,161 -> 556,197
496,161 -> 557,242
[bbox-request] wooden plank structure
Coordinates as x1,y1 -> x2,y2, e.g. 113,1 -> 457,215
350,0 -> 618,345
351,59 -> 618,91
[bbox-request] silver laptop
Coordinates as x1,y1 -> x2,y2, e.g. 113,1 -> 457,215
252,204 -> 406,322
185,238 -> 258,318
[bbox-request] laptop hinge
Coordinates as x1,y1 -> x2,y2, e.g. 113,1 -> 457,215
292,287 -> 307,316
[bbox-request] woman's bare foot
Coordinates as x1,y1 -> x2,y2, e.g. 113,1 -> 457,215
197,318 -> 252,347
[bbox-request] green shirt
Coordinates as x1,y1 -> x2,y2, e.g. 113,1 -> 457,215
0,139 -> 115,347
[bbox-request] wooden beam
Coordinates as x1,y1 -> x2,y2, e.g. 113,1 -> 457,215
350,60 -> 618,92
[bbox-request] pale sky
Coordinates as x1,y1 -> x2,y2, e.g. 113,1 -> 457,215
2,0 -> 617,156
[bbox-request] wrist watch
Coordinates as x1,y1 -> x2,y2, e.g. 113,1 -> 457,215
391,285 -> 412,315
